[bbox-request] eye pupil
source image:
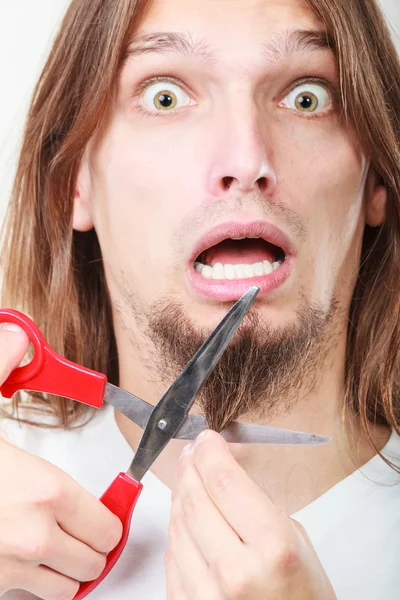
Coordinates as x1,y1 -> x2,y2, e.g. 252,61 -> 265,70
158,93 -> 173,107
299,95 -> 312,109
295,92 -> 318,112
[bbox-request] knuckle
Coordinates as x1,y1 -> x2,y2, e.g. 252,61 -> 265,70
16,527 -> 53,562
180,490 -> 201,518
20,539 -> 49,562
35,478 -> 65,510
168,515 -> 181,541
101,516 -> 123,552
82,554 -> 107,582
270,539 -> 301,576
208,467 -> 234,496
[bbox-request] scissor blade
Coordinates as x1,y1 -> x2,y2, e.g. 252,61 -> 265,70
130,286 -> 260,482
175,416 -> 331,445
104,383 -> 154,429
104,385 -> 330,446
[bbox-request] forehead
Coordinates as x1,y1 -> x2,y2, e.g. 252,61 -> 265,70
137,0 -> 323,45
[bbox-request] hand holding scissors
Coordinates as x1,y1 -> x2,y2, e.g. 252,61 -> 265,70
0,287 -> 329,598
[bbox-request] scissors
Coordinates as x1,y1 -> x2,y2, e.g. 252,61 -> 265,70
0,286 -> 330,598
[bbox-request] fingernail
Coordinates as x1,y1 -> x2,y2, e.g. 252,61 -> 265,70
0,323 -> 24,333
179,443 -> 193,460
195,430 -> 209,446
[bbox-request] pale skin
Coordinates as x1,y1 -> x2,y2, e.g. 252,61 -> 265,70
0,0 -> 391,597
72,0 -> 389,596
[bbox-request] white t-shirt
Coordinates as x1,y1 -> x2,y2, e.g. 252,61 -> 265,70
1,405 -> 400,600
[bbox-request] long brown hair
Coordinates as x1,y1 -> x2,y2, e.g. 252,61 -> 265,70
1,0 -> 399,448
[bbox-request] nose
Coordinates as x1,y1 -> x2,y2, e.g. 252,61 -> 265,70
207,106 -> 277,197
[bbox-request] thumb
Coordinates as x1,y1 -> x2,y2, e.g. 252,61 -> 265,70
0,323 -> 30,385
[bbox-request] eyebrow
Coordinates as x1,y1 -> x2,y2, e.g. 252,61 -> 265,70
122,28 -> 335,66
123,31 -> 217,64
263,29 -> 335,63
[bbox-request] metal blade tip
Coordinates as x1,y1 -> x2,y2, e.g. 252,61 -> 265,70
243,286 -> 260,302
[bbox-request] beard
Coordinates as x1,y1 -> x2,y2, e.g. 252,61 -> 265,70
141,290 -> 341,432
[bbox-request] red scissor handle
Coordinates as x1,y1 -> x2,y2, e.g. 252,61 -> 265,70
74,473 -> 143,599
0,309 -> 106,407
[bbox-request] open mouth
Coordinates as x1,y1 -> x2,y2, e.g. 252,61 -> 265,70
194,237 -> 286,281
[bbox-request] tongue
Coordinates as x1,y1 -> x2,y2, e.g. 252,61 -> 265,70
201,239 -> 277,266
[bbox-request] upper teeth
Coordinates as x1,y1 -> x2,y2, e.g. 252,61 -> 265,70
230,236 -> 260,240
194,259 -> 282,280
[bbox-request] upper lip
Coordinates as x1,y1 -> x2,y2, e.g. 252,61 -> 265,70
189,220 -> 296,265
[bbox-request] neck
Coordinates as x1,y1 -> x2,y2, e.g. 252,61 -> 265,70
114,328 -> 390,515
115,403 -> 390,517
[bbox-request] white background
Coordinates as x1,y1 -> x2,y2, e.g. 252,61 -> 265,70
0,0 -> 399,224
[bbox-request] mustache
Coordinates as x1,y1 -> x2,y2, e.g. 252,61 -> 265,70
175,192 -> 307,252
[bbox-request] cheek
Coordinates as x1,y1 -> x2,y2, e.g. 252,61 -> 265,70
276,123 -> 367,297
316,149 -> 366,266
88,120 -> 196,297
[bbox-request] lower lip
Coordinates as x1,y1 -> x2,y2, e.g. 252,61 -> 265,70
186,257 -> 293,302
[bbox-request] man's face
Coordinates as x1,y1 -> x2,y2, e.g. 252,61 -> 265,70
75,0 -> 383,428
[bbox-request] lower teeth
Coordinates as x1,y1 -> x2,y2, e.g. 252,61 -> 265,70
194,260 -> 282,280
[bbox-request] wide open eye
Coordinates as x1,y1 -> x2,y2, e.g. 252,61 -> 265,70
142,81 -> 191,112
281,83 -> 331,114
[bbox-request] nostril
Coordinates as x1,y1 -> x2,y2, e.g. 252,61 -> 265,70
222,176 -> 234,190
256,176 -> 267,192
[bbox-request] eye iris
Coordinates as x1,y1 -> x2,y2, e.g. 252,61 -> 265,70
295,92 -> 318,112
154,91 -> 177,110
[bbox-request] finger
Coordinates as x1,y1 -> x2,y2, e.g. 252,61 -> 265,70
43,524 -> 106,582
165,548 -> 188,600
54,476 -> 123,554
0,324 -> 30,383
192,431 -> 290,550
19,564 -> 79,600
169,495 -> 220,599
175,446 -> 244,567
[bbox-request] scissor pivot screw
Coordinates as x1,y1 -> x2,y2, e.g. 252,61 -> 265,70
158,419 -> 168,431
